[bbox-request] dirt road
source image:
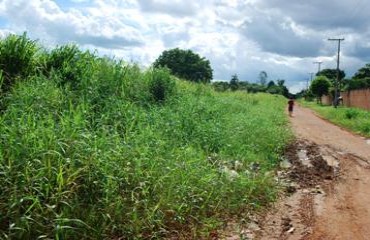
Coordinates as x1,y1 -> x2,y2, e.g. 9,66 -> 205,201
257,105 -> 370,240
222,105 -> 370,240
291,105 -> 370,160
290,105 -> 370,240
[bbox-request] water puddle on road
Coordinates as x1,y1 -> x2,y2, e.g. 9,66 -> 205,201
298,149 -> 313,167
322,155 -> 339,168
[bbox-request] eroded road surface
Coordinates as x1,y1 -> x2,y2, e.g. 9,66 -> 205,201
223,105 -> 370,240
290,105 -> 370,240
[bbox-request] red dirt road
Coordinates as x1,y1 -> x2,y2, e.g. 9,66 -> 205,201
221,105 -> 370,240
291,105 -> 370,160
290,105 -> 370,240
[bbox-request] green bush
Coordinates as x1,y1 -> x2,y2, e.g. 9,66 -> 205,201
345,108 -> 360,119
43,44 -> 96,90
0,33 -> 39,92
148,68 -> 176,103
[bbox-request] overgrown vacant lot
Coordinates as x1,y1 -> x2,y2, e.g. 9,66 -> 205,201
0,34 -> 293,239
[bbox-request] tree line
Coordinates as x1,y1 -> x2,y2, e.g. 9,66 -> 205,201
212,73 -> 290,98
298,64 -> 370,102
153,49 -> 291,98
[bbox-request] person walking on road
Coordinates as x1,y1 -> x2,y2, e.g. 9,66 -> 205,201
288,97 -> 294,117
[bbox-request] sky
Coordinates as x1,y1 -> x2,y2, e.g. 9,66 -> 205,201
1,0 -> 370,93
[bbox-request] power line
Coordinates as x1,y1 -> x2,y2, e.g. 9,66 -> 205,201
313,61 -> 323,74
328,38 -> 345,108
306,73 -> 314,98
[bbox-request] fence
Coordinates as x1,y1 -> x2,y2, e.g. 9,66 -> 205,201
341,89 -> 370,110
321,89 -> 370,110
321,95 -> 333,105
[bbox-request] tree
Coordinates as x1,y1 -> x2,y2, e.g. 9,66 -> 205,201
265,79 -> 289,97
266,85 -> 281,94
153,48 -> 213,83
246,83 -> 265,93
310,76 -> 331,104
345,77 -> 370,90
317,68 -> 345,80
277,79 -> 285,87
317,68 -> 345,87
229,74 -> 239,91
258,71 -> 268,86
212,81 -> 229,92
340,64 -> 370,90
237,81 -> 249,91
276,79 -> 290,98
352,63 -> 370,80
267,80 -> 275,88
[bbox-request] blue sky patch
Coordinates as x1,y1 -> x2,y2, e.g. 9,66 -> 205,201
0,18 -> 8,27
53,0 -> 90,11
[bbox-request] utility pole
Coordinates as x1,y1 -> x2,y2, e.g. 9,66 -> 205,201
313,61 -> 323,74
328,38 -> 344,108
306,72 -> 314,90
305,73 -> 314,100
309,72 -> 314,82
304,78 -> 309,100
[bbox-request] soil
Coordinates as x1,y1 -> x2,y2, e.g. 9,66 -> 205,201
221,105 -> 370,240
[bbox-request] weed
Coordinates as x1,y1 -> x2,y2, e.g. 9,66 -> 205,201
0,34 -> 293,239
0,32 -> 39,93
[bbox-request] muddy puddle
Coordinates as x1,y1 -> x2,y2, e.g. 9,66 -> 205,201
220,139 -> 341,240
284,140 -> 338,188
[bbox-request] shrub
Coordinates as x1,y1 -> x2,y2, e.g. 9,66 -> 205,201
0,32 -> 39,92
345,108 -> 360,119
148,68 -> 176,103
43,44 -> 96,90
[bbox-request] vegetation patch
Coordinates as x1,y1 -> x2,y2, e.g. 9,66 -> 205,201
0,34 -> 293,239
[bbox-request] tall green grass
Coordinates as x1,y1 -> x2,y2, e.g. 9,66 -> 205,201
0,34 -> 293,239
0,33 -> 39,93
301,101 -> 370,137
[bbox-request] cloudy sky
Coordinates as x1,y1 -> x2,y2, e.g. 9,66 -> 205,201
1,0 -> 369,93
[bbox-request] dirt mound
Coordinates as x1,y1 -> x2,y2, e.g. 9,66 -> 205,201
284,140 -> 336,188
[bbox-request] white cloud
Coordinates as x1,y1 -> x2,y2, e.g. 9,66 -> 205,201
137,0 -> 201,17
0,0 -> 369,90
0,28 -> 13,38
0,0 -> 144,48
289,81 -> 308,94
